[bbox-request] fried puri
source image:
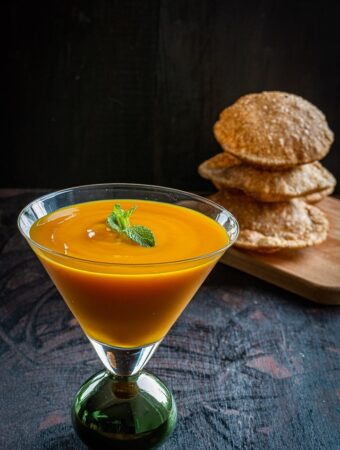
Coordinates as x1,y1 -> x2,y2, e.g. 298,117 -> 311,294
213,92 -> 334,169
199,154 -> 336,202
210,190 -> 329,252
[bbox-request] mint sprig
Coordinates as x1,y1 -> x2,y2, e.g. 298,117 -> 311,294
106,204 -> 155,247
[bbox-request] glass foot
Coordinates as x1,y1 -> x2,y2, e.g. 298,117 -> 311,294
72,369 -> 177,449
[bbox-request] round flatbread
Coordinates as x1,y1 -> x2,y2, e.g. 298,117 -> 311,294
303,186 -> 334,204
202,158 -> 336,202
198,152 -> 241,179
210,190 -> 329,252
213,92 -> 334,169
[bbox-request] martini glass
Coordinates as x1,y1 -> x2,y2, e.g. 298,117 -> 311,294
18,183 -> 238,449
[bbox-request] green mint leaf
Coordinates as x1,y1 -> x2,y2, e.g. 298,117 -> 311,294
106,204 -> 155,247
107,215 -> 121,232
126,206 -> 137,218
113,204 -> 130,229
125,225 -> 155,248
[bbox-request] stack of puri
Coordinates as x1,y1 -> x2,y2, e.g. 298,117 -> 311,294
199,92 -> 336,253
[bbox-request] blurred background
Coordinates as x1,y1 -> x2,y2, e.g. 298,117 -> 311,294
6,0 -> 340,192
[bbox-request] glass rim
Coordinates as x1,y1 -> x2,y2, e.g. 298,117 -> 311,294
17,182 -> 239,267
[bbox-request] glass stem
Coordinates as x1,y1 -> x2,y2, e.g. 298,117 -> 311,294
88,336 -> 162,377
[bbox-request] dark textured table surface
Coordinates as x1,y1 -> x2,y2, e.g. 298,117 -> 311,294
1,189 -> 339,449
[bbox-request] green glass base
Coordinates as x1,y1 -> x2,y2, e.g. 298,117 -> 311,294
72,369 -> 177,449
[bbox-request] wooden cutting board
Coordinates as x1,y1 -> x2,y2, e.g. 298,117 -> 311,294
221,196 -> 340,305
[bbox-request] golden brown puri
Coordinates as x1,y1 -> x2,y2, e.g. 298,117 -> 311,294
207,161 -> 336,202
198,152 -> 241,179
213,92 -> 334,169
303,186 -> 334,204
210,190 -> 329,252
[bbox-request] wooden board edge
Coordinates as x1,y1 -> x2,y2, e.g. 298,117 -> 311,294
221,250 -> 340,305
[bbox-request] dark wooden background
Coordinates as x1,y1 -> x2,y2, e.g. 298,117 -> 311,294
6,0 -> 340,191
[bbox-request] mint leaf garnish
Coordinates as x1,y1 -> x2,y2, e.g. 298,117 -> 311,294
125,225 -> 155,248
106,204 -> 155,247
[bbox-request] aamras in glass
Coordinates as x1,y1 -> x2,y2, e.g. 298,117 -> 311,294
18,184 -> 238,449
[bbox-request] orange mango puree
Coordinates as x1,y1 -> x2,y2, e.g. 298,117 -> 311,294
30,200 -> 228,348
